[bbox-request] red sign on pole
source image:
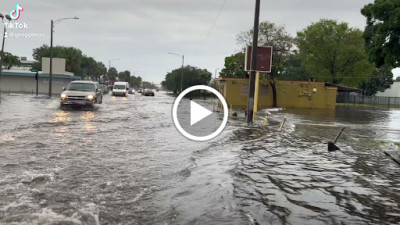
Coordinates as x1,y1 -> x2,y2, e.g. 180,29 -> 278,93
245,46 -> 273,73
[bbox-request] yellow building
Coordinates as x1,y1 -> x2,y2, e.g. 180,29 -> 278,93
217,78 -> 338,109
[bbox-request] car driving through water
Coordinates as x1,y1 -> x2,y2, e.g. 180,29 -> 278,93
142,89 -> 155,96
60,81 -> 103,107
112,82 -> 129,96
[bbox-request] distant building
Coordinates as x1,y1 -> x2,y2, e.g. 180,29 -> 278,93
376,82 -> 400,97
0,57 -> 80,95
9,56 -> 37,72
41,57 -> 74,76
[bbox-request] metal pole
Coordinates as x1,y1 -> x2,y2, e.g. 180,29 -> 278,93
35,72 -> 39,96
180,55 -> 184,93
253,72 -> 260,120
49,20 -> 53,97
333,127 -> 345,144
215,68 -> 219,79
0,25 -> 6,104
246,0 -> 261,123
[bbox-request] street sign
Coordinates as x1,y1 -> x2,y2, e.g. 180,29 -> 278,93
245,46 -> 273,73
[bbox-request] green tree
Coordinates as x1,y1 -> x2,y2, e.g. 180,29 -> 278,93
118,70 -> 131,82
96,61 -> 107,80
79,57 -> 98,79
219,52 -> 247,78
210,79 -> 220,91
142,81 -> 157,89
163,66 -> 212,94
359,65 -> 394,96
237,21 -> 294,75
297,19 -> 374,87
108,67 -> 118,82
280,51 -> 310,81
129,76 -> 142,89
361,0 -> 400,67
32,45 -> 105,79
236,21 -> 294,107
161,81 -> 167,89
2,52 -> 21,70
33,45 -> 84,75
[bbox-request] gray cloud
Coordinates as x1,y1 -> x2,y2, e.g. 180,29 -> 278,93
2,0 -> 379,84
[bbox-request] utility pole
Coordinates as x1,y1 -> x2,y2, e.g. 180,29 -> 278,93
180,55 -> 184,93
246,0 -> 261,124
0,23 -> 6,104
109,58 -> 120,71
49,20 -> 53,97
0,13 -> 11,104
168,52 -> 184,93
35,71 -> 39,96
215,68 -> 219,79
48,17 -> 79,97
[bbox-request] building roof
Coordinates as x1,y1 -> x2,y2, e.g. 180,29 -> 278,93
216,77 -> 249,81
71,80 -> 98,83
21,60 -> 37,64
1,70 -> 81,80
217,77 -> 334,86
324,82 -> 361,92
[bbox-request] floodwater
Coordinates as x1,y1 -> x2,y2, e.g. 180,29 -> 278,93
0,92 -> 399,225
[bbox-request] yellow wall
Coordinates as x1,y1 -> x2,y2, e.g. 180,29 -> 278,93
219,78 -> 337,109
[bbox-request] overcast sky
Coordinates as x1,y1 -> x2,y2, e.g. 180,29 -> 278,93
5,0 -> 393,84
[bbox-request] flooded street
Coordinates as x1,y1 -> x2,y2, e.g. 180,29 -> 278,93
0,93 -> 399,225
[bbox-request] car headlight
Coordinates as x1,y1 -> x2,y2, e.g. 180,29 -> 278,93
87,95 -> 94,101
61,93 -> 67,100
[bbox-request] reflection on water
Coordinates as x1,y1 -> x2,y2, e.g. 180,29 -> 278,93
81,111 -> 95,121
55,126 -> 69,138
53,112 -> 71,123
81,112 -> 96,132
84,123 -> 95,132
226,106 -> 400,225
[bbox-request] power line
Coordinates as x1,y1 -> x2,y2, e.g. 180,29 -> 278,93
201,0 -> 229,46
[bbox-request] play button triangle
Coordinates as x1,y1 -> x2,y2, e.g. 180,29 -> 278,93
190,100 -> 213,126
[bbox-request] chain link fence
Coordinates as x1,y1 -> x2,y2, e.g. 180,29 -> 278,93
337,93 -> 400,108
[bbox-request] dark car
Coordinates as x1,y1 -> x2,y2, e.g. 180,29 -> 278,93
128,88 -> 135,94
101,84 -> 109,94
143,89 -> 155,96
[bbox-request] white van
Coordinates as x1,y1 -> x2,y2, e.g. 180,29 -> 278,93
112,82 -> 130,96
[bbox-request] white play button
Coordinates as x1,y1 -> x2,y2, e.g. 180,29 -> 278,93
190,101 -> 213,126
172,85 -> 228,142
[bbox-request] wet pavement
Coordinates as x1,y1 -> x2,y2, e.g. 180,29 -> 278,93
0,92 -> 399,225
